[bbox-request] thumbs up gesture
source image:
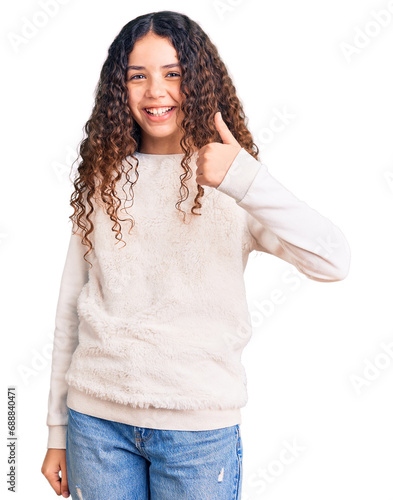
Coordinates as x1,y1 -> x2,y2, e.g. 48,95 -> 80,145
195,111 -> 242,188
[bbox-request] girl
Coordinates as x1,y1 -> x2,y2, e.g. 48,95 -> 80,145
41,10 -> 351,500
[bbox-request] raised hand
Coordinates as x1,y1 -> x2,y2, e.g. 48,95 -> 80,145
195,111 -> 242,188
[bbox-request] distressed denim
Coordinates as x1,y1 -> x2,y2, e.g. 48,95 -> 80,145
66,406 -> 243,499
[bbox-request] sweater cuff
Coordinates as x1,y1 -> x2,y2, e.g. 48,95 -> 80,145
47,425 -> 67,449
216,147 -> 261,203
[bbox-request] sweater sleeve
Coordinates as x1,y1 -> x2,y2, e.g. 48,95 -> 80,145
216,147 -> 351,282
46,224 -> 89,449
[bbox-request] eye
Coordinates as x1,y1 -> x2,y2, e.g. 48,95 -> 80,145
128,74 -> 143,81
128,72 -> 181,81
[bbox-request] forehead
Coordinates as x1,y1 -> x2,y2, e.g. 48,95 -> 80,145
128,33 -> 178,65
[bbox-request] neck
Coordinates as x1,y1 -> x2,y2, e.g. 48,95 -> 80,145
138,140 -> 196,156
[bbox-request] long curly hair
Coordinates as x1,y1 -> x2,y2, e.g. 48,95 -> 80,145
69,10 -> 260,269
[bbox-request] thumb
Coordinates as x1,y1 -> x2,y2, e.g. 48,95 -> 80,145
59,456 -> 70,498
214,111 -> 238,146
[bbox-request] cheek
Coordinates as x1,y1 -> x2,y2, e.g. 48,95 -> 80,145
126,87 -> 142,109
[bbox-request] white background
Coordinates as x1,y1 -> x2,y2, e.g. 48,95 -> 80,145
1,0 -> 393,498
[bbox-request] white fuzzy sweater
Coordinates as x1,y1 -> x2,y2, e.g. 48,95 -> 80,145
46,147 -> 351,449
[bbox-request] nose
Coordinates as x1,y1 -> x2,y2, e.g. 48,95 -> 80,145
145,76 -> 166,98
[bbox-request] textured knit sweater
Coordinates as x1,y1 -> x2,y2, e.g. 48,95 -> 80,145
46,147 -> 351,449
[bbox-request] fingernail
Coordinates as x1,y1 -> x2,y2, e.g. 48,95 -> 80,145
62,492 -> 69,497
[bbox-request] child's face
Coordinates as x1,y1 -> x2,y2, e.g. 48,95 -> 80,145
126,32 -> 186,152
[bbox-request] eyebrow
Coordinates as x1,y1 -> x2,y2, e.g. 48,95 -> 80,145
126,63 -> 181,71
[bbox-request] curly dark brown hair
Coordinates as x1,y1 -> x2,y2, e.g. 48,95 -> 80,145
69,10 -> 260,268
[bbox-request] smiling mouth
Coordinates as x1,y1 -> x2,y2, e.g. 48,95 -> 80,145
144,106 -> 176,116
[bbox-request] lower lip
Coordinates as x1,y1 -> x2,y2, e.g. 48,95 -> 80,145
143,107 -> 176,122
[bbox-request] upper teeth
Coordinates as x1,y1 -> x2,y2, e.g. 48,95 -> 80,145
145,107 -> 173,116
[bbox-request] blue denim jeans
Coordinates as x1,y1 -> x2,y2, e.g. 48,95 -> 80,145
66,406 -> 243,499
